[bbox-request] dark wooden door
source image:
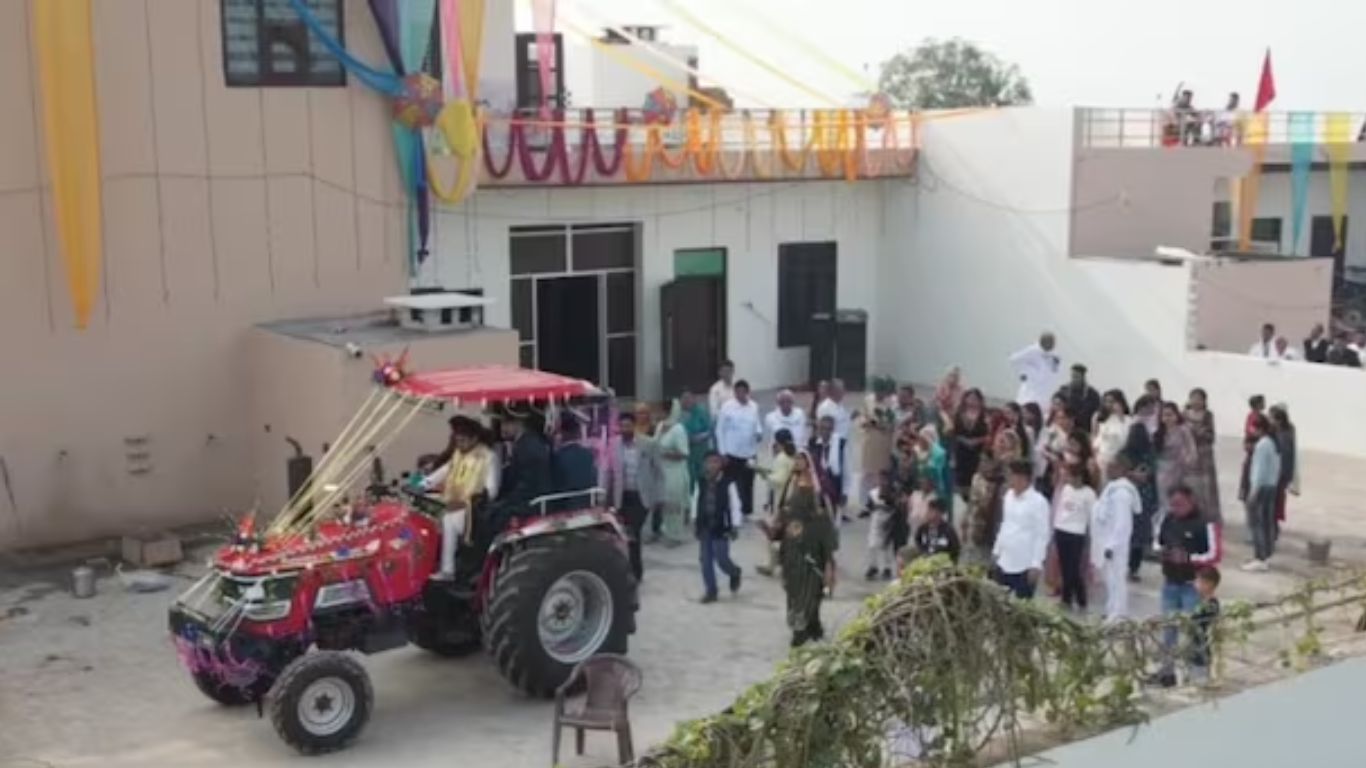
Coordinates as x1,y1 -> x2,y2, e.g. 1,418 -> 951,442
1310,215 -> 1348,289
537,276 -> 600,383
660,277 -> 725,399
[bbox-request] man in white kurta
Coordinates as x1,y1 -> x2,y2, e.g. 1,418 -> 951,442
1008,332 -> 1061,410
764,389 -> 808,449
1092,459 -> 1139,623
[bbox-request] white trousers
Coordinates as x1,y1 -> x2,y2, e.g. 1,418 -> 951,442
867,509 -> 895,571
438,508 -> 468,575
1101,554 -> 1128,623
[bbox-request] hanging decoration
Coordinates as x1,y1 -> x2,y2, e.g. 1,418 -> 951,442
643,88 -> 679,125
1325,112 -> 1354,252
1238,49 -> 1277,251
392,73 -> 445,129
1288,112 -> 1315,256
33,0 -> 104,329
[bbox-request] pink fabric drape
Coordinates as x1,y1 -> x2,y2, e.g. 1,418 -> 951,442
531,0 -> 557,115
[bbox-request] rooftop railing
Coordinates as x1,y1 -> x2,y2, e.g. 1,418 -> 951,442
1078,107 -> 1366,149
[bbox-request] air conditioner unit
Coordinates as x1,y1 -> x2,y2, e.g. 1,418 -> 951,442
384,291 -> 494,333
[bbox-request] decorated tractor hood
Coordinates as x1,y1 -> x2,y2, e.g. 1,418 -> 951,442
216,502 -> 438,578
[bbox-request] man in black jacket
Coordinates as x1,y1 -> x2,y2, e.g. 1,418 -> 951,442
498,413 -> 552,517
1303,323 -> 1330,363
550,412 -> 598,512
1151,485 -> 1216,687
693,452 -> 743,603
1055,364 -> 1102,434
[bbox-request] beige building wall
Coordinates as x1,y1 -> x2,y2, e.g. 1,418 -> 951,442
0,0 -> 414,550
1190,257 -> 1333,353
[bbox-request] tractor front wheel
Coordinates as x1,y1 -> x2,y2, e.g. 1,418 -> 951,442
482,530 -> 635,697
267,652 -> 373,755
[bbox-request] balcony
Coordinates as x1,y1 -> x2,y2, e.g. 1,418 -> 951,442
440,108 -> 918,187
1079,107 -> 1366,151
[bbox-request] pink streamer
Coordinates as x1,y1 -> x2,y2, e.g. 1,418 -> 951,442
530,0 -> 557,115
440,0 -> 464,97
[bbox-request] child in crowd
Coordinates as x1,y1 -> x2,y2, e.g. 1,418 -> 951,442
1189,566 -> 1222,684
865,470 -> 899,581
1054,463 -> 1097,612
913,498 -> 961,563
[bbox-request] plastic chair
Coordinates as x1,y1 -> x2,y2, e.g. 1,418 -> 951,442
551,654 -> 642,766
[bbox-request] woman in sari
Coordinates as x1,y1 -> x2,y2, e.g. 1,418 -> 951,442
859,379 -> 898,511
1183,388 -> 1222,525
764,452 -> 838,647
1092,390 -> 1132,479
965,430 -> 1021,565
1153,401 -> 1196,539
654,406 -> 693,546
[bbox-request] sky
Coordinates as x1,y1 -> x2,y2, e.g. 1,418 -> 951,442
517,0 -> 1363,112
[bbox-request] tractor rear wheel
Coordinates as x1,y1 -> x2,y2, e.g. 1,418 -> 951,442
267,652 -> 373,755
482,530 -> 635,697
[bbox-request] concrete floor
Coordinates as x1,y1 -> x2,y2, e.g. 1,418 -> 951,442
1022,655 -> 1366,768
1,429 -> 1363,767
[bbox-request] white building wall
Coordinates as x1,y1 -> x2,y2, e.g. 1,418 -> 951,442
424,181 -> 888,398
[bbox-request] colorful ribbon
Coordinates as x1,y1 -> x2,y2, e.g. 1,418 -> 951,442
289,0 -> 401,95
33,0 -> 103,329
1288,112 -> 1315,255
1325,112 -> 1354,252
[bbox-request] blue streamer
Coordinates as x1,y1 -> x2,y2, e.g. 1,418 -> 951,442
1289,112 -> 1315,256
399,0 -> 438,75
287,0 -> 402,96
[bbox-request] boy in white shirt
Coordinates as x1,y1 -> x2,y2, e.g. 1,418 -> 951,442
992,460 -> 1052,599
707,360 -> 736,417
1092,456 -> 1139,623
1054,464 -> 1097,612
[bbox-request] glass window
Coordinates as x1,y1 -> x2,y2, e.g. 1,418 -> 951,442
509,229 -> 568,275
572,225 -> 636,271
608,336 -> 636,398
777,242 -> 837,348
606,273 -> 635,334
222,0 -> 346,88
511,279 -> 534,341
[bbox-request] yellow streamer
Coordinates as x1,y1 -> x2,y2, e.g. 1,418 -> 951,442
1238,112 -> 1271,250
458,0 -> 487,102
557,16 -> 726,111
34,0 -> 103,329
427,102 -> 479,203
656,0 -> 843,106
1325,112 -> 1354,251
727,0 -> 877,93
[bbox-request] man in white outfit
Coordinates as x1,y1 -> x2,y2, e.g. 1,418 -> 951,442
1247,322 -> 1276,359
1009,332 -> 1062,411
764,389 -> 808,449
708,360 -> 736,417
715,380 -> 763,518
1092,456 -> 1139,623
815,380 -> 853,520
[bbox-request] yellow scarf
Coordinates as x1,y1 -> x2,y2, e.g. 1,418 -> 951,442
443,445 -> 491,506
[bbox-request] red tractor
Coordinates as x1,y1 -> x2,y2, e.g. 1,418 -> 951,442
168,365 -> 638,754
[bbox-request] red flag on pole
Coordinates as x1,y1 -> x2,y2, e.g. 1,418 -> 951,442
1255,49 -> 1276,112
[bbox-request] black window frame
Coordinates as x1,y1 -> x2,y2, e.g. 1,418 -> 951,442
221,0 -> 347,88
514,32 -> 566,110
1249,217 -> 1283,252
777,241 -> 837,349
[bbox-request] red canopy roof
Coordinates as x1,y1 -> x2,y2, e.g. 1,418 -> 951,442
392,365 -> 600,404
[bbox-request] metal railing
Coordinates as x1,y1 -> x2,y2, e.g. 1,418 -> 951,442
1078,107 -> 1366,149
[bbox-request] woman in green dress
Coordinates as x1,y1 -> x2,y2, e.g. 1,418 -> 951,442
673,389 -> 713,491
764,452 -> 838,647
654,405 -> 692,545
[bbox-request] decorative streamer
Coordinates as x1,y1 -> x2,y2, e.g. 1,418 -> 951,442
1237,112 -> 1270,251
531,0 -> 557,114
288,0 -> 401,95
726,0 -> 877,92
400,0 -> 438,73
1325,112 -> 1354,252
366,0 -> 404,72
655,0 -> 844,106
33,0 -> 103,329
558,17 -> 727,110
1288,112 -> 1315,256
439,0 -> 466,96
457,0 -> 487,101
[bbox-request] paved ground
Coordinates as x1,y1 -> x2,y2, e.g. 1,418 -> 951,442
2,418 -> 1363,767
1021,655 -> 1366,768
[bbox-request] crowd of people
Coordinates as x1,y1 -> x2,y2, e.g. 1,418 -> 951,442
417,340 -> 1301,673
1249,321 -> 1364,368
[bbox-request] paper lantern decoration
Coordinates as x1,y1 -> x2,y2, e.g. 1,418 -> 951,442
392,73 -> 444,129
642,87 -> 678,125
371,348 -> 411,386
866,92 -> 892,126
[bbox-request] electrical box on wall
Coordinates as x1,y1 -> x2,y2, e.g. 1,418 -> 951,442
384,291 -> 494,333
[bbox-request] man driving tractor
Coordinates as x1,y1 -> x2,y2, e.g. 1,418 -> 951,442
420,416 -> 500,581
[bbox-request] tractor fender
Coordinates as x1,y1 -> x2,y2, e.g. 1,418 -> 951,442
488,509 -> 626,552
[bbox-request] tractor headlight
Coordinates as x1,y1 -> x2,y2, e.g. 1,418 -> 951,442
243,599 -> 294,622
314,579 -> 371,611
